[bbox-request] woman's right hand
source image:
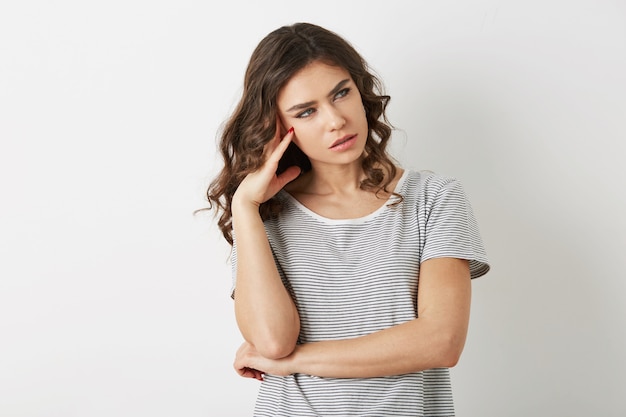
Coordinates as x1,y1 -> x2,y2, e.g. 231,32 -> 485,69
232,125 -> 301,209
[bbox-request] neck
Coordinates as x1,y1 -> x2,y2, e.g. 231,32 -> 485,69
305,159 -> 367,195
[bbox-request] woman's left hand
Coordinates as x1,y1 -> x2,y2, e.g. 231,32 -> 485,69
234,341 -> 294,380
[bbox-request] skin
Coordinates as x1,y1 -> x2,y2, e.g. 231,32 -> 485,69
231,60 -> 472,381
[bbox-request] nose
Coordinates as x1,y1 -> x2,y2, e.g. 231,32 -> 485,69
325,106 -> 346,131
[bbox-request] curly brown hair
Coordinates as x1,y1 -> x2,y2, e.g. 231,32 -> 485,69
206,22 -> 400,245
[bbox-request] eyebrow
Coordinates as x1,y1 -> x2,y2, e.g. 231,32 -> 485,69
285,79 -> 351,113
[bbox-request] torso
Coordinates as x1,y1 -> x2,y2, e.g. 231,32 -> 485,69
252,169 -> 477,416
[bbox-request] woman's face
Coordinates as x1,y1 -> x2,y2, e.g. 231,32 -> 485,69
277,61 -> 368,169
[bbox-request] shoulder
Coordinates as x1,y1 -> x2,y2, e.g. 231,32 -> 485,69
401,170 -> 463,199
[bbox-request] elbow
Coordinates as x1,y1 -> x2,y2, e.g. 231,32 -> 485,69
256,338 -> 296,360
235,310 -> 300,359
439,350 -> 462,368
247,322 -> 300,359
436,333 -> 466,368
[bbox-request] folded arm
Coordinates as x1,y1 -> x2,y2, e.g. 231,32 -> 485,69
234,257 -> 471,378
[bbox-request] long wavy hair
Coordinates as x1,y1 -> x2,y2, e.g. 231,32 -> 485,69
207,22 -> 399,245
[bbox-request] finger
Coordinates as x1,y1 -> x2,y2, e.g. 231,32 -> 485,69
235,365 -> 252,378
252,369 -> 265,381
238,367 -> 264,381
260,129 -> 287,165
267,127 -> 295,165
276,165 -> 301,188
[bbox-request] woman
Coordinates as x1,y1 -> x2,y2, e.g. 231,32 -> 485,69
207,22 -> 490,416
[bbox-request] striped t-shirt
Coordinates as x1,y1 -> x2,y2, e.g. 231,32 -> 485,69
231,169 -> 490,416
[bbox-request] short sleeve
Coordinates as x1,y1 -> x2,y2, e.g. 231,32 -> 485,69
421,178 -> 490,279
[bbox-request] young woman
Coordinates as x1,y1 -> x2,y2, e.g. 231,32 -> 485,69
207,22 -> 490,417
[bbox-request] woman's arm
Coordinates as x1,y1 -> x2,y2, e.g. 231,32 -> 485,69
232,127 -> 301,360
234,257 -> 471,378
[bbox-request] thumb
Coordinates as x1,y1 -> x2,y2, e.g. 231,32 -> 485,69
276,166 -> 302,188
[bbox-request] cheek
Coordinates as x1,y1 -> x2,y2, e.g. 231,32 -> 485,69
292,135 -> 306,150
292,131 -> 316,154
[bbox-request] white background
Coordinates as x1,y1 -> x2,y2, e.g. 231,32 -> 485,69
1,1 -> 625,416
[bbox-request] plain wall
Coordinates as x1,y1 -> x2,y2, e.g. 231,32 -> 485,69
1,0 -> 624,416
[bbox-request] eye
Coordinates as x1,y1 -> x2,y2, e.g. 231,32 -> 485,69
296,108 -> 315,119
334,87 -> 351,100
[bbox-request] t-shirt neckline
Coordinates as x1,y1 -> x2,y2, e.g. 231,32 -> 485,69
280,170 -> 409,225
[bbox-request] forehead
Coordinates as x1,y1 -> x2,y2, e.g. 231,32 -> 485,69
277,61 -> 352,104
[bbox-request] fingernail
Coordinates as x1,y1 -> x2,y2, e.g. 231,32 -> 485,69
288,127 -> 294,134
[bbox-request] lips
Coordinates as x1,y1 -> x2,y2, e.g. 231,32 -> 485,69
329,134 -> 356,149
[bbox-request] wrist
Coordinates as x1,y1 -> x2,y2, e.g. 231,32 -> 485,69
281,345 -> 301,376
232,194 -> 260,216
